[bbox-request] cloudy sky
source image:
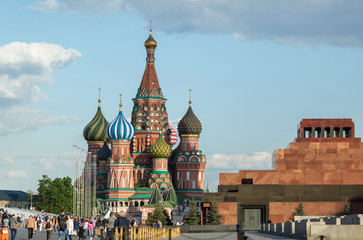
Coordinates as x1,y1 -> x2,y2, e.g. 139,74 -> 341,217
1,0 -> 363,192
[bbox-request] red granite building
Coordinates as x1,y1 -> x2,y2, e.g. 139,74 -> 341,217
203,119 -> 363,229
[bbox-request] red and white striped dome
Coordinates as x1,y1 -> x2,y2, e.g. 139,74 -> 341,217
167,124 -> 178,145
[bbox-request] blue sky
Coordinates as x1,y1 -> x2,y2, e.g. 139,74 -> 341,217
1,0 -> 363,193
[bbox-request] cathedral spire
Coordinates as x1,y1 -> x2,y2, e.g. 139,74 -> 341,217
136,28 -> 163,99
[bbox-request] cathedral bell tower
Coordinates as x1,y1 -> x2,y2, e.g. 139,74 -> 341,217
131,28 -> 170,184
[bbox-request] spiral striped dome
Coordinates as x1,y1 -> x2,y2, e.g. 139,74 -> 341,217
150,134 -> 172,158
107,110 -> 134,140
83,106 -> 109,141
177,106 -> 202,135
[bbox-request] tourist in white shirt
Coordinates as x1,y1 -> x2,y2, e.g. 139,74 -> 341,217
65,214 -> 74,240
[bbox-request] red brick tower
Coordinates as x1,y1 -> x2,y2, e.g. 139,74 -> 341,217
174,93 -> 206,199
131,29 -> 169,185
105,98 -> 135,200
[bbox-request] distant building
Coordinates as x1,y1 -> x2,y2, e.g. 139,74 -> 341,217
82,30 -> 206,220
203,119 -> 363,229
0,190 -> 28,208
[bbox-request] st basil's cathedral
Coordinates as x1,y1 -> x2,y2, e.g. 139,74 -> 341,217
82,29 -> 206,220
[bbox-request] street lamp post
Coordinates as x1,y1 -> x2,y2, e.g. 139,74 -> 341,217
27,190 -> 33,210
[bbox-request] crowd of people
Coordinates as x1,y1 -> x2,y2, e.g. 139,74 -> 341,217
0,209 -> 161,240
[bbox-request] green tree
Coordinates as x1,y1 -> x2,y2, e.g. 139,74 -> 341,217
184,201 -> 200,225
37,175 -> 73,213
146,204 -> 170,227
206,203 -> 222,225
292,202 -> 306,217
340,202 -> 351,216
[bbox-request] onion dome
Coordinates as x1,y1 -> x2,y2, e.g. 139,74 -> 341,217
167,124 -> 178,145
144,30 -> 157,49
97,140 -> 111,161
178,105 -> 202,135
150,133 -> 172,158
107,96 -> 135,140
83,98 -> 109,141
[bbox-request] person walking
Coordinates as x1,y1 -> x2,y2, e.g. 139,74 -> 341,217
52,216 -> 57,233
25,215 -> 36,240
9,215 -> 18,240
65,214 -> 74,240
73,217 -> 79,235
45,217 -> 53,240
83,220 -> 88,238
1,213 -> 9,228
21,215 -> 25,228
106,213 -> 116,240
58,209 -> 67,240
87,219 -> 94,240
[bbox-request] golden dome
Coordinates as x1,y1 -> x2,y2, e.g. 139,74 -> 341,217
144,30 -> 157,49
150,133 -> 171,158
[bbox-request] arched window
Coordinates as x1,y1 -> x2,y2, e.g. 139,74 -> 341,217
135,201 -> 139,207
137,171 -> 142,182
140,201 -> 144,206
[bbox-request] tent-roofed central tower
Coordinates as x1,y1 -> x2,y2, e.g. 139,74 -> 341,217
131,29 -> 169,185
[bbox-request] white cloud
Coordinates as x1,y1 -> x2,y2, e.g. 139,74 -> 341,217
29,0 -> 60,12
38,153 -> 73,170
0,42 -> 81,77
131,0 -> 363,47
3,155 -> 15,164
30,0 -> 129,14
0,42 -> 81,135
30,0 -> 363,47
207,152 -> 272,170
1,152 -> 74,171
169,118 -> 181,134
0,42 -> 81,105
0,106 -> 77,135
7,170 -> 28,179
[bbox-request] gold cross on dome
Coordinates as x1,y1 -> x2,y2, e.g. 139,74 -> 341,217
188,88 -> 192,106
150,19 -> 152,32
98,88 -> 101,106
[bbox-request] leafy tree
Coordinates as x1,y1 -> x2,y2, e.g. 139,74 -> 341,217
340,202 -> 351,216
206,203 -> 222,225
184,200 -> 200,225
146,204 -> 170,227
292,202 -> 306,217
36,175 -> 73,213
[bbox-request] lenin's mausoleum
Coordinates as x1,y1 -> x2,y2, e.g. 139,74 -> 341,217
203,119 -> 363,229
